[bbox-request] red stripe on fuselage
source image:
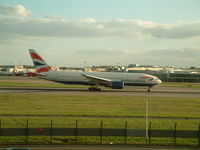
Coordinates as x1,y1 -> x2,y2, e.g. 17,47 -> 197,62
37,67 -> 51,73
140,76 -> 153,79
30,53 -> 44,62
27,72 -> 38,77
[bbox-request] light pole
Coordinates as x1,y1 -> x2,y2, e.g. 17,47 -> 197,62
146,99 -> 149,144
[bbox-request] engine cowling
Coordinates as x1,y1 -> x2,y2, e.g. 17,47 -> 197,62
110,81 -> 124,89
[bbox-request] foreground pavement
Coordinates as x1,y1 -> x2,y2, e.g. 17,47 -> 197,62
1,145 -> 199,150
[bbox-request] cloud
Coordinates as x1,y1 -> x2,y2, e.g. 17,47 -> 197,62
147,47 -> 200,57
140,47 -> 200,66
75,47 -> 200,67
77,48 -> 137,55
146,22 -> 200,38
0,5 -> 32,17
0,5 -> 200,42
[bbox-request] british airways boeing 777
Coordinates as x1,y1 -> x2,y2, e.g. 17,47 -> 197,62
28,49 -> 162,92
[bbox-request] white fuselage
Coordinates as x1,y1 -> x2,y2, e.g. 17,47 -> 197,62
40,70 -> 162,87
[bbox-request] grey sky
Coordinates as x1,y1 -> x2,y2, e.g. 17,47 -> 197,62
0,1 -> 200,67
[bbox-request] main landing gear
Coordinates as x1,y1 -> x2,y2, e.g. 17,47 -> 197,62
88,87 -> 101,91
147,86 -> 151,92
88,84 -> 101,91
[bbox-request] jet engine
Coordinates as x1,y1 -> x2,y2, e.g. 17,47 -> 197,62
110,81 -> 124,89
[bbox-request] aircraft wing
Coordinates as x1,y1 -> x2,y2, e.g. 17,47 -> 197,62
82,74 -> 111,85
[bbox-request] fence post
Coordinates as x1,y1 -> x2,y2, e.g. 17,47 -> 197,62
25,120 -> 29,144
198,124 -> 200,146
100,121 -> 103,144
173,122 -> 177,145
50,120 -> 53,144
148,122 -> 152,145
0,119 -> 1,141
124,121 -> 127,144
75,120 -> 78,144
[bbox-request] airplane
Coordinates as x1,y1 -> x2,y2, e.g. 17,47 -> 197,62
28,49 -> 162,92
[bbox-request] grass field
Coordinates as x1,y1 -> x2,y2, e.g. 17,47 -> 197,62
161,82 -> 200,88
1,116 -> 199,130
0,94 -> 200,132
0,94 -> 200,118
0,78 -> 200,145
0,116 -> 199,145
0,117 -> 199,145
0,80 -> 87,88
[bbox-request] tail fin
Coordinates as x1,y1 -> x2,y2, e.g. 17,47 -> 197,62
29,49 -> 51,73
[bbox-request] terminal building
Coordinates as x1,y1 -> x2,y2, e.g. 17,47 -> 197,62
126,64 -> 200,82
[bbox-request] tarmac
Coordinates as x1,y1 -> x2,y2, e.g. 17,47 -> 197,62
0,76 -> 200,98
0,86 -> 200,98
1,145 -> 200,150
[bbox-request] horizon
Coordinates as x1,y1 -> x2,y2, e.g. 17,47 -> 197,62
0,63 -> 199,69
0,0 -> 200,67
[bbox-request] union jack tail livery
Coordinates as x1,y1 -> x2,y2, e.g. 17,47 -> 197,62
29,49 -> 51,73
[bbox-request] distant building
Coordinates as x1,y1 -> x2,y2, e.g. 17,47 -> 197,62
0,65 -> 36,76
128,64 -> 139,67
51,66 -> 60,71
59,67 -> 83,72
126,66 -> 164,74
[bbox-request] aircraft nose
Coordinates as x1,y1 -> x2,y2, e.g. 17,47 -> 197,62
157,79 -> 162,84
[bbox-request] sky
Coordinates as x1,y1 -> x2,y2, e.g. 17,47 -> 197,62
0,0 -> 200,67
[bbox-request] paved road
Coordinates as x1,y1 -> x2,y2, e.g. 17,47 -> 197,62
1,145 -> 199,150
0,86 -> 200,98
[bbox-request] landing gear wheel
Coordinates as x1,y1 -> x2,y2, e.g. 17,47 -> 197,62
88,87 -> 101,91
147,87 -> 151,92
97,88 -> 101,91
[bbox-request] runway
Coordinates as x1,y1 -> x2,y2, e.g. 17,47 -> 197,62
0,86 -> 200,97
0,76 -> 200,97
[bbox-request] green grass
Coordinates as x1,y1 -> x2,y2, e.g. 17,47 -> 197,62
0,80 -> 86,88
0,117 -> 199,145
160,82 -> 200,88
0,94 -> 200,118
0,94 -> 199,145
0,117 -> 199,130
0,80 -> 200,145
